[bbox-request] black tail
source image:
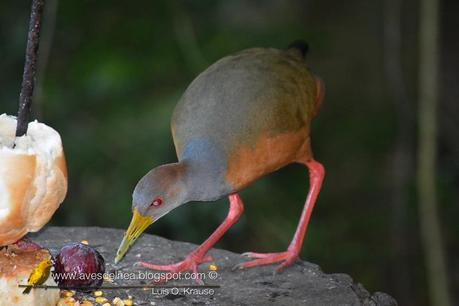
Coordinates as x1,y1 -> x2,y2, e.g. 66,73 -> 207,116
287,40 -> 309,58
22,286 -> 32,294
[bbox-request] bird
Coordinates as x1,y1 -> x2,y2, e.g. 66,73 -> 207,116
115,40 -> 325,276
22,258 -> 53,294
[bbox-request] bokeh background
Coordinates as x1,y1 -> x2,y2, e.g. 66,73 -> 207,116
1,1 -> 458,305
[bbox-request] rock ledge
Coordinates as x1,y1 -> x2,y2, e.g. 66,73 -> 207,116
32,227 -> 397,306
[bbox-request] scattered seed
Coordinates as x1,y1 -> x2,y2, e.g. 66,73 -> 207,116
113,297 -> 125,306
102,303 -> 111,306
57,297 -> 76,306
61,290 -> 75,297
123,299 -> 133,306
103,274 -> 114,283
209,264 -> 218,271
81,240 -> 89,245
95,296 -> 108,303
80,301 -> 94,306
93,290 -> 103,297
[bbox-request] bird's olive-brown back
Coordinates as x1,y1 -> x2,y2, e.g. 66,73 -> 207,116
172,47 -> 322,194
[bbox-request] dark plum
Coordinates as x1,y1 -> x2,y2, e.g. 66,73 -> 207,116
52,242 -> 105,290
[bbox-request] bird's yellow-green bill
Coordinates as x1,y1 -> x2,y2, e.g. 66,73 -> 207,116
114,209 -> 153,264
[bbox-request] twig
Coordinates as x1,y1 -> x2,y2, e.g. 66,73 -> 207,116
34,0 -> 58,120
16,0 -> 45,137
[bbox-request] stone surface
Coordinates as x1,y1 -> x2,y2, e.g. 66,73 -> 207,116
31,227 -> 397,306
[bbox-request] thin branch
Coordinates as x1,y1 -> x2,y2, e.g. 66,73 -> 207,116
16,0 -> 45,137
34,0 -> 58,121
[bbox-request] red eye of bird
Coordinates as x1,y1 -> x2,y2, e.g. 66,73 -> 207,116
151,198 -> 163,207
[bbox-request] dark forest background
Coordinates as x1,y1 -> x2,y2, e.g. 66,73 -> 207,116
1,1 -> 458,305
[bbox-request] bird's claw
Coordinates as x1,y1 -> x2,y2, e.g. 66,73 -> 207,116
234,250 -> 299,272
137,254 -> 213,284
241,251 -> 273,258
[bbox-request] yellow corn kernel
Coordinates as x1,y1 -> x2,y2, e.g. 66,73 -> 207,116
113,297 -> 125,306
93,290 -> 103,297
95,296 -> 108,304
102,303 -> 111,306
103,274 -> 114,283
209,264 -> 218,271
57,297 -> 75,306
61,290 -> 74,297
80,301 -> 94,306
123,299 -> 134,306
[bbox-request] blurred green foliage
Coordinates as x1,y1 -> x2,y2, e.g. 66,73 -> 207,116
1,1 -> 458,305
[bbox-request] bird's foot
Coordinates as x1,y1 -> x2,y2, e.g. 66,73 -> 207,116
234,250 -> 299,272
138,253 -> 213,284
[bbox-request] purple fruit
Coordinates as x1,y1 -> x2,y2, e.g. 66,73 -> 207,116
52,242 -> 105,290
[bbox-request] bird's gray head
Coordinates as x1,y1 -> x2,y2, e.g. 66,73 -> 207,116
133,163 -> 188,218
115,163 -> 188,263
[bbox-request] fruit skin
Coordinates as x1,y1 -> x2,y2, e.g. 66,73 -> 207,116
52,243 -> 105,290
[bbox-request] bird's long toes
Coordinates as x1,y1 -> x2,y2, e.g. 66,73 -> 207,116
241,252 -> 271,259
274,255 -> 298,273
200,255 -> 213,263
233,257 -> 273,270
191,266 -> 205,285
274,261 -> 290,274
234,251 -> 299,271
231,263 -> 244,271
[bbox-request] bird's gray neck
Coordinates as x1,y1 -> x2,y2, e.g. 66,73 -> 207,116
179,139 -> 231,202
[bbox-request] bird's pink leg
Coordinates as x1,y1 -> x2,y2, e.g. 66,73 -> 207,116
236,160 -> 324,272
138,193 -> 244,283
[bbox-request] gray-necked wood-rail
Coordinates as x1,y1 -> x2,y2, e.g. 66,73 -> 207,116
115,41 -> 325,278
